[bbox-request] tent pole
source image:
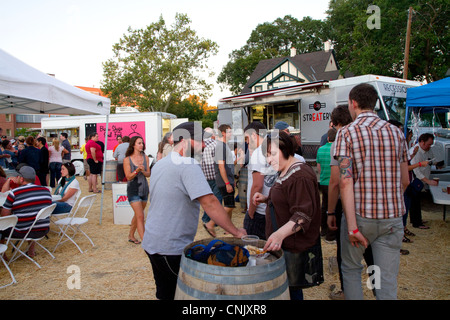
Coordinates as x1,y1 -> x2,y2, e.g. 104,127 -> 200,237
99,114 -> 110,224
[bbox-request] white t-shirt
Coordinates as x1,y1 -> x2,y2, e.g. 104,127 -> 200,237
57,178 -> 80,207
247,145 -> 278,216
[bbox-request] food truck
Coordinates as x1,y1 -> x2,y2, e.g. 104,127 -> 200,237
217,74 -> 423,160
40,110 -> 187,174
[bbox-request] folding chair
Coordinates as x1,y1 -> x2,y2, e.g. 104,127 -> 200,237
50,189 -> 82,231
53,194 -> 96,254
0,191 -> 9,208
0,215 -> 18,288
8,203 -> 57,269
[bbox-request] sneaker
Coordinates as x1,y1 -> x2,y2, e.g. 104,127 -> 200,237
329,290 -> 345,300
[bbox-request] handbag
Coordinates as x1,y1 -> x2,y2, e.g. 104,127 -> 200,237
186,239 -> 249,267
269,202 -> 324,289
409,177 -> 424,193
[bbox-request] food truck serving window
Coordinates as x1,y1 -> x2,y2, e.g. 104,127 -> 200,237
44,128 -> 79,149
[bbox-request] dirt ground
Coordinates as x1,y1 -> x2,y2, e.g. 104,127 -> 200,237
0,176 -> 449,300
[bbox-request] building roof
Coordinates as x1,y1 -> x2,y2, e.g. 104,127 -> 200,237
241,50 -> 343,94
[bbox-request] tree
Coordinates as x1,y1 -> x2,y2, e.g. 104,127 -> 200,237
217,15 -> 329,95
101,13 -> 218,112
326,0 -> 449,81
167,95 -> 217,128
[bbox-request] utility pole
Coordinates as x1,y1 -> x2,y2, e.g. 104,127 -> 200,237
403,7 -> 413,79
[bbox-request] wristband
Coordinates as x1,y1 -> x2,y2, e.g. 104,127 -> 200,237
348,228 -> 359,235
326,211 -> 335,216
225,182 -> 230,185
133,170 -> 137,175
419,162 -> 422,167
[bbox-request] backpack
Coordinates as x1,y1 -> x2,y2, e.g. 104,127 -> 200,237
186,239 -> 249,267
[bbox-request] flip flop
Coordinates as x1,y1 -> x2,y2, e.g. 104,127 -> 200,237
203,223 -> 216,238
128,239 -> 141,245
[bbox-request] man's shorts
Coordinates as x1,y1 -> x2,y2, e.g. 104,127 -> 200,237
87,158 -> 103,175
218,186 -> 236,208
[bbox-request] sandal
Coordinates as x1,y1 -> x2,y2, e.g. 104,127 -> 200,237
202,223 -> 216,238
402,236 -> 413,243
404,228 -> 415,237
128,239 -> 141,245
400,249 -> 410,255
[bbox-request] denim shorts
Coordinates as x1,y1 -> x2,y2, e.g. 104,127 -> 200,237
127,194 -> 148,204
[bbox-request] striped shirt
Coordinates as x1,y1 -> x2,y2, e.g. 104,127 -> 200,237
334,112 -> 408,219
201,138 -> 217,181
3,184 -> 53,234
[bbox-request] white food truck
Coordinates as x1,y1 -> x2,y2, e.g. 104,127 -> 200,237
217,74 -> 423,160
40,110 -> 187,174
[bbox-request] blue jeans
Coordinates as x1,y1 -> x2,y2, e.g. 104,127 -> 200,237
202,180 -> 223,224
49,162 -> 62,188
340,215 -> 403,300
52,202 -> 73,215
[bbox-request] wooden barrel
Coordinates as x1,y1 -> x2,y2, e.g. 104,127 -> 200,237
175,237 -> 290,300
104,160 -> 117,190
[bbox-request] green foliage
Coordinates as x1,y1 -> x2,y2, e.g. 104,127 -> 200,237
327,0 -> 449,81
167,95 -> 217,129
217,15 -> 329,95
101,13 -> 218,112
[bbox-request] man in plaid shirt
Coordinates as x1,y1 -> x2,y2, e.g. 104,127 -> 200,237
200,128 -> 222,237
334,83 -> 409,300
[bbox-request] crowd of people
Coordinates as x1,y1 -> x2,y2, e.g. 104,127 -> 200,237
136,83 -> 436,301
0,83 -> 438,300
0,131 -> 104,259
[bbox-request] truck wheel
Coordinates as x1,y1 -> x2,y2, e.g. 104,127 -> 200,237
72,160 -> 85,176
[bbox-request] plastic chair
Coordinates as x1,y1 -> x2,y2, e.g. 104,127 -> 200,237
51,189 -> 82,229
0,192 -> 9,207
53,194 -> 96,254
8,203 -> 57,269
0,215 -> 18,288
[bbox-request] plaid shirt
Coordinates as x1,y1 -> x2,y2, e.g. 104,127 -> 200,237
334,112 -> 408,219
201,138 -> 217,181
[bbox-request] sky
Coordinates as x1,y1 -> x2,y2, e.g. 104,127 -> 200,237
0,0 -> 330,107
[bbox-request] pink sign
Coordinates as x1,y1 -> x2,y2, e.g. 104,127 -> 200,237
98,121 -> 145,150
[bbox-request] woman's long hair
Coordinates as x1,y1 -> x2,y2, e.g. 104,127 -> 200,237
125,136 -> 145,157
52,138 -> 60,152
157,132 -> 172,154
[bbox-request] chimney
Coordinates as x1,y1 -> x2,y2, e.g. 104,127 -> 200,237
323,40 -> 332,52
290,47 -> 296,57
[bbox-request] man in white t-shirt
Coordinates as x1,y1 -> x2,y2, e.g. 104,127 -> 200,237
243,121 -> 277,240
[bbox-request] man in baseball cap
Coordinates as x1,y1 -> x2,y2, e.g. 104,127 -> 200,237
171,121 -> 205,160
142,121 -> 246,300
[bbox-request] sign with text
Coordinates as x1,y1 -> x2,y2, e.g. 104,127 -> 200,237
97,121 -> 145,150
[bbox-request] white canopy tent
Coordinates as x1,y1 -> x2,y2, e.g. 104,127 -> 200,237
0,48 -> 110,115
0,48 -> 111,223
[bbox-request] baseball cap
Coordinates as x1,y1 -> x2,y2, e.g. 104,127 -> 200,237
172,122 -> 205,143
274,121 -> 289,130
12,165 -> 36,180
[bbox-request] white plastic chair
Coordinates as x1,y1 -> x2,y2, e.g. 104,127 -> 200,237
0,192 -> 9,208
51,189 -> 82,229
8,203 -> 57,269
0,215 -> 18,288
53,194 -> 96,254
